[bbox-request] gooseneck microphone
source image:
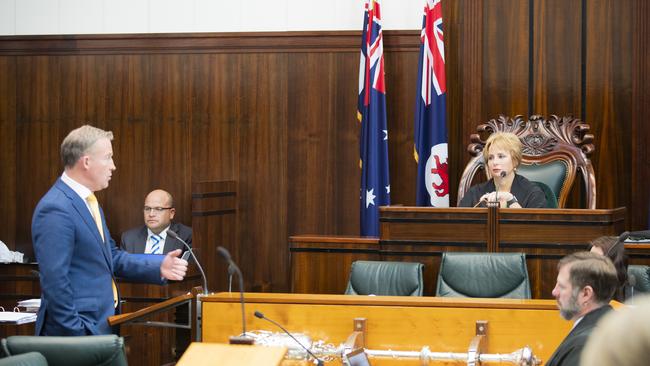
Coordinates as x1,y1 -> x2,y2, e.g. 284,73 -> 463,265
494,170 -> 507,205
167,230 -> 208,295
227,264 -> 236,293
216,246 -> 251,343
254,311 -> 324,366
475,171 -> 508,208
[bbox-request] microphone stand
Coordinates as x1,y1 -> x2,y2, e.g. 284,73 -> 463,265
217,246 -> 253,345
254,311 -> 325,366
227,264 -> 235,293
167,230 -> 208,295
493,171 -> 507,207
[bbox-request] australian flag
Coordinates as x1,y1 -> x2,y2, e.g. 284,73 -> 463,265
358,0 -> 390,236
414,0 -> 449,207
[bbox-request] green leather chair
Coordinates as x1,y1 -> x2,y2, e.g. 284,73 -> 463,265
0,352 -> 48,366
1,335 -> 127,366
345,260 -> 424,296
530,180 -> 558,208
436,252 -> 531,299
457,115 -> 596,209
627,265 -> 650,298
519,166 -> 562,208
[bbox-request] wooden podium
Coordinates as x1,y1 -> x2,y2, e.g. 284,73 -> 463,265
111,278 -> 202,365
199,292 -> 578,365
291,207 -> 627,298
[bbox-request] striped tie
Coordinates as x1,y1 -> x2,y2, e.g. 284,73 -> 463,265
150,234 -> 162,254
86,193 -> 119,309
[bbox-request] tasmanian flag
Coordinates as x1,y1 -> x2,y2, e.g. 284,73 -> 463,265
358,0 -> 390,236
414,0 -> 449,207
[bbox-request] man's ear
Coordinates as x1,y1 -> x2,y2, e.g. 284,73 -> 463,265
80,155 -> 90,169
581,285 -> 595,302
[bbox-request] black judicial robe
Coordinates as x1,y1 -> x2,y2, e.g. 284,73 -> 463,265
545,305 -> 612,366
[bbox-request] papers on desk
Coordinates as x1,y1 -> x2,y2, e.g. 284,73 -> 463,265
0,311 -> 36,324
17,298 -> 41,309
17,298 -> 41,313
0,298 -> 40,324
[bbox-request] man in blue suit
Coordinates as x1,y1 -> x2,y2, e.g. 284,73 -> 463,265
31,125 -> 188,336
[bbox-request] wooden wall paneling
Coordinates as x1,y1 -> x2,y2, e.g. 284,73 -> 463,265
330,53 -> 367,234
443,0 -> 465,205
190,54 -> 241,184
0,57 -> 16,250
15,56 -> 68,258
631,0 -> 650,229
532,0 -> 582,116
236,53 -> 289,292
532,0 -> 585,209
585,0 -> 633,214
107,55 -> 193,234
482,0 -> 530,119
289,236 -> 380,294
384,50 -> 419,207
191,181 -> 238,293
455,0 -> 484,167
287,52 -> 351,236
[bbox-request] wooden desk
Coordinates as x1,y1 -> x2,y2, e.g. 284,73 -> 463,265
117,276 -> 202,366
178,343 -> 287,366
291,207 -> 627,299
0,263 -> 39,338
201,292 -> 573,365
0,263 -> 40,311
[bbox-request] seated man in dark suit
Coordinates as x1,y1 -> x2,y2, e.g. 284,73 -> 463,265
546,252 -> 618,366
121,189 -> 192,254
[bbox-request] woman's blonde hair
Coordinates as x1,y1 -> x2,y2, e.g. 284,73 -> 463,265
482,132 -> 523,169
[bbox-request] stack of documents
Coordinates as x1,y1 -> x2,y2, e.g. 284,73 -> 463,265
0,311 -> 37,324
17,298 -> 41,312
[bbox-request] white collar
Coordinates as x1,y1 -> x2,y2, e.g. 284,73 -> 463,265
571,315 -> 585,330
148,226 -> 170,240
61,171 -> 92,201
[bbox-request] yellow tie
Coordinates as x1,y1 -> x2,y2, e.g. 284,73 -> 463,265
86,193 -> 119,309
86,193 -> 104,241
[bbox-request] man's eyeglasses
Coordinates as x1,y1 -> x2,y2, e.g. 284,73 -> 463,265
143,207 -> 173,214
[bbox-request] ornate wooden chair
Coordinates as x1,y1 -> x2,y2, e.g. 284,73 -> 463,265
457,115 -> 596,208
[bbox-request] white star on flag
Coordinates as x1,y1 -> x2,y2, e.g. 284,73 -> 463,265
382,130 -> 388,140
365,188 -> 376,208
385,185 -> 390,194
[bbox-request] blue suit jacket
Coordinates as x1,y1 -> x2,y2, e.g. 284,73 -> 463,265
31,178 -> 165,336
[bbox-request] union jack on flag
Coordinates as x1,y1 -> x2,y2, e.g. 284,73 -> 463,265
358,0 -> 390,236
414,0 -> 449,207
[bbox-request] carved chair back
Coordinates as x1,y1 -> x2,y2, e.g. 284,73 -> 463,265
457,115 -> 596,208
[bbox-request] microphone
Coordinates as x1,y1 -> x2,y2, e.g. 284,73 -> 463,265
254,311 -> 324,366
494,171 -> 507,205
216,246 -> 252,344
227,264 -> 235,293
167,229 -> 208,295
